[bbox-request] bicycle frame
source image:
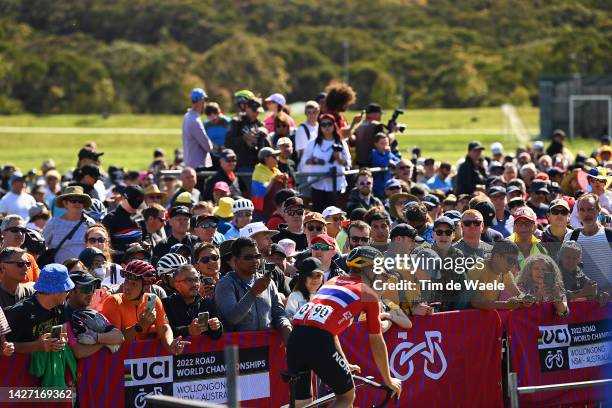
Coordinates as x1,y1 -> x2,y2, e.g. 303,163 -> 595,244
283,372 -> 393,408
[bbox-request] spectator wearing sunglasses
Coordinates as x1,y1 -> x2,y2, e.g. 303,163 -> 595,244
193,214 -> 224,246
569,167 -> 612,228
541,199 -> 572,260
270,113 -> 299,165
0,248 -> 35,309
162,265 -> 223,339
64,272 -> 124,359
224,198 -> 254,240
43,186 -> 96,264
193,243 -> 221,299
1,215 -> 40,282
346,169 -> 383,216
469,240 -> 532,310
272,197 -> 308,251
453,209 -> 492,262
429,217 -> 470,312
214,238 -> 291,344
141,204 -> 167,250
309,234 -> 343,282
84,224 -> 122,281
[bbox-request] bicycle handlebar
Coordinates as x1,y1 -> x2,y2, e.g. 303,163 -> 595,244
352,375 -> 395,408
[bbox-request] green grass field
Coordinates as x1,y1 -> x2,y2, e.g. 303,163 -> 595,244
0,107 -> 601,173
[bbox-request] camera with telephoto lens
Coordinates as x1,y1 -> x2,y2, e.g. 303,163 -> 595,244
386,109 -> 405,133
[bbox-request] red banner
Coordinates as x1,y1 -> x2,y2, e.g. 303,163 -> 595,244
507,301 -> 612,407
77,330 -> 288,408
340,309 -> 504,408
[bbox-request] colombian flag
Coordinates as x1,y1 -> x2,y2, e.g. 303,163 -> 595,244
251,163 -> 281,212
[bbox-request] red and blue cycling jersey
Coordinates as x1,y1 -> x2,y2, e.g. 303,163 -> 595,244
292,275 -> 381,336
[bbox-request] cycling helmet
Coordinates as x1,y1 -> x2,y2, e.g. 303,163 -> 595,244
232,198 -> 254,214
24,228 -> 47,255
71,309 -> 109,336
156,253 -> 188,276
346,246 -> 382,270
84,198 -> 107,222
234,89 -> 256,104
122,260 -> 157,283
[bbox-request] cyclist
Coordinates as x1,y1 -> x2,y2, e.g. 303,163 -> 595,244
287,246 -> 402,407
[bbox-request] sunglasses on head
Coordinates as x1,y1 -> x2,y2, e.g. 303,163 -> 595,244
198,221 -> 218,229
350,236 -> 369,244
87,237 -> 106,244
435,229 -> 453,236
3,260 -> 31,268
311,243 -> 333,251
199,254 -> 220,263
307,225 -> 323,232
550,208 -> 569,216
241,253 -> 262,261
320,121 -> 334,128
5,227 -> 26,234
286,209 -> 304,216
462,220 -> 482,227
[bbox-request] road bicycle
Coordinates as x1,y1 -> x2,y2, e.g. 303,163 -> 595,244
281,370 -> 394,408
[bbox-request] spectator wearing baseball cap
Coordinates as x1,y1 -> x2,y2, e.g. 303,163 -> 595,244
322,206 -> 346,240
0,171 -> 36,221
152,206 -> 199,265
487,186 -> 513,238
429,216 -> 470,312
455,141 -> 487,195
102,185 -> 144,260
309,234 -> 342,282
265,189 -> 297,231
240,221 -> 279,262
264,93 -> 296,133
470,199 -> 504,244
285,257 -> 324,319
527,180 -> 550,223
275,134 -> 297,186
5,263 -> 73,351
182,87 -> 213,169
509,206 -> 548,270
541,199 -> 572,259
193,214 -> 225,247
384,223 -> 426,282
272,197 -> 308,251
302,211 -> 329,248
202,148 -> 243,201
252,147 -> 288,219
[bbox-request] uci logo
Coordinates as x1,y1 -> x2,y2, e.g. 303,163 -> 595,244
124,356 -> 173,386
538,325 -> 571,350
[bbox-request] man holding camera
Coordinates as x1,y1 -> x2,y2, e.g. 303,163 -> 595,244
214,238 -> 291,344
162,265 -> 222,339
352,103 -> 385,168
225,97 -> 271,176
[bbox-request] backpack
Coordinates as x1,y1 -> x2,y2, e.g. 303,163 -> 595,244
569,227 -> 612,242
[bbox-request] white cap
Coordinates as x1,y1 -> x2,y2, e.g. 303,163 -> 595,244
239,222 -> 278,238
534,141 -> 544,150
265,93 -> 286,106
322,206 -> 346,218
278,239 -> 297,257
490,142 -> 504,155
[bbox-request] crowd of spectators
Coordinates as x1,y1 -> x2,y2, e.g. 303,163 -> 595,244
0,85 -> 610,393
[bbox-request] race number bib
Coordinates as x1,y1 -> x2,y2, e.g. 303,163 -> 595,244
307,304 -> 334,324
293,302 -> 314,320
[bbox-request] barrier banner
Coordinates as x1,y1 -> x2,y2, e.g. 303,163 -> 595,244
507,301 -> 612,407
340,309 -> 504,407
77,330 -> 288,408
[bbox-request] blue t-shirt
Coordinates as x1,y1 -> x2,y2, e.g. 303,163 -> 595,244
204,116 -> 231,147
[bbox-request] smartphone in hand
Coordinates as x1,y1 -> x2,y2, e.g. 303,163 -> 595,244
50,325 -> 63,340
198,312 -> 209,328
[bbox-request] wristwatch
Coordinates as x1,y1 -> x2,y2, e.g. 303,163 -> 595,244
134,323 -> 143,333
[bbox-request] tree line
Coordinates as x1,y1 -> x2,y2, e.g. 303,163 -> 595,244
0,0 -> 610,114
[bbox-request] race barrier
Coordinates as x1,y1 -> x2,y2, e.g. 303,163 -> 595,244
0,303 -> 609,407
507,301 -> 612,407
77,330 -> 288,408
340,309 -> 505,408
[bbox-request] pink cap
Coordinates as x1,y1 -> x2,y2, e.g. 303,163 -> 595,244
513,207 -> 536,223
214,181 -> 230,193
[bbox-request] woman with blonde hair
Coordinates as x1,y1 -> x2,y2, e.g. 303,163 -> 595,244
84,223 -> 122,285
516,253 -> 569,316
